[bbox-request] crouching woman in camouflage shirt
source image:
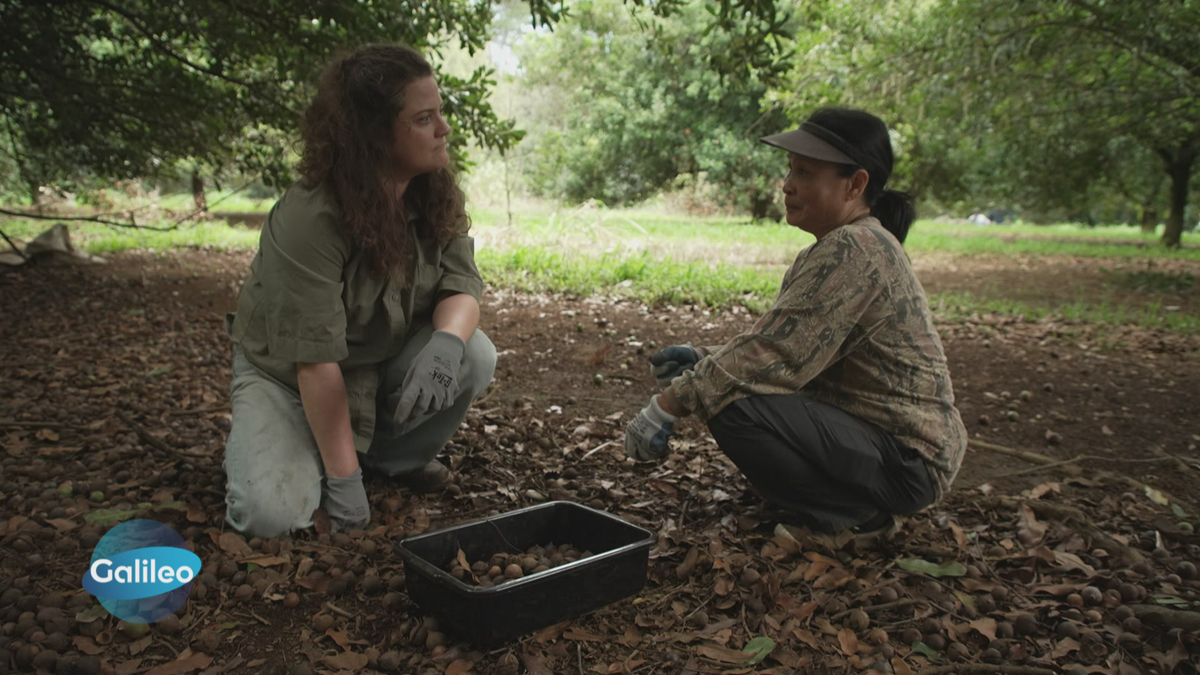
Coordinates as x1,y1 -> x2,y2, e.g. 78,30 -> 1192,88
223,45 -> 496,538
625,108 -> 966,536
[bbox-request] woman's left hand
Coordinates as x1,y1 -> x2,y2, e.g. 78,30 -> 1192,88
625,395 -> 680,461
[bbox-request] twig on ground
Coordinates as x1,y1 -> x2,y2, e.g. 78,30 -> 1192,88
238,609 -> 271,626
969,437 -> 1196,512
581,440 -> 616,460
0,228 -> 27,261
323,601 -> 354,619
116,410 -> 176,455
1151,445 -> 1200,475
983,496 -> 1145,566
1129,604 -> 1200,631
832,598 -> 924,621
473,384 -> 499,408
919,665 -> 1057,675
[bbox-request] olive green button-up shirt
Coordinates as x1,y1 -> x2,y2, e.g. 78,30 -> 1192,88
227,183 -> 484,454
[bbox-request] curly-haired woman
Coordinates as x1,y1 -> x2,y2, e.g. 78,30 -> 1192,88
223,45 -> 496,537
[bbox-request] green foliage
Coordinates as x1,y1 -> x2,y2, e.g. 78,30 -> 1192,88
0,0 -> 522,196
517,0 -> 793,218
771,0 -> 1198,242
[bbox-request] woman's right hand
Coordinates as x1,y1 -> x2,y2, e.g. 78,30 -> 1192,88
649,345 -> 702,386
324,468 -> 370,532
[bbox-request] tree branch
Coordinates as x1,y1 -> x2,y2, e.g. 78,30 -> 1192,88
0,228 -> 29,261
0,208 -> 176,231
83,0 -> 261,90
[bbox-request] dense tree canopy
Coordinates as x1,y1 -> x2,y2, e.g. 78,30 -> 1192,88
0,0 -> 523,198
516,0 -> 793,218
769,0 -> 1198,244
0,0 -> 795,203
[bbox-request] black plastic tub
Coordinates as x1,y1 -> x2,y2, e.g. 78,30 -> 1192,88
397,500 -> 655,647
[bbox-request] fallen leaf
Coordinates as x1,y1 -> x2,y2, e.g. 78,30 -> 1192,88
76,606 -> 108,623
215,532 -> 253,558
947,520 -> 967,548
446,659 -> 472,675
533,621 -> 569,643
129,634 -> 152,655
1029,482 -> 1061,499
145,654 -> 213,675
742,636 -> 775,665
564,626 -> 604,642
1051,550 -> 1097,576
1050,637 -> 1080,659
896,559 -> 966,578
73,636 -> 105,655
46,518 -> 77,531
518,652 -> 554,675
911,640 -> 941,660
1018,503 -> 1047,545
115,659 -> 143,675
294,576 -> 329,593
696,644 -> 751,664
969,617 -> 997,641
241,555 -> 288,567
1145,486 -> 1170,506
837,628 -> 858,656
320,652 -> 368,670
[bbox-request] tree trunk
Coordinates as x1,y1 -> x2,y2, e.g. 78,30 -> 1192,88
191,171 -> 208,213
1160,147 -> 1195,248
1138,205 -> 1158,234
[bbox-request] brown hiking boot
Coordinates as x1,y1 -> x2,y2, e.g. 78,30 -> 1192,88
776,517 -> 897,553
397,461 -> 452,493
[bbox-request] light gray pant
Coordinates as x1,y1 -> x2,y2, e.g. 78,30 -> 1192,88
223,323 -> 496,538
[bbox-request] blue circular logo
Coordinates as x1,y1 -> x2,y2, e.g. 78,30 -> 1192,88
81,519 -> 201,623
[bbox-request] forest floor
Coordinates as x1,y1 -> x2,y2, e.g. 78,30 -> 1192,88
1,245 -> 1199,675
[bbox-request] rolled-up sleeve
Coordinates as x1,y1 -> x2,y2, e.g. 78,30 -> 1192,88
258,195 -> 350,364
437,233 -> 484,302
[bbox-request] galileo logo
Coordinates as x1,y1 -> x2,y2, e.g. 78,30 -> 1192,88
82,519 -> 201,623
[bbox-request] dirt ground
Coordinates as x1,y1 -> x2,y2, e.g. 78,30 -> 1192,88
1,246 -> 1199,675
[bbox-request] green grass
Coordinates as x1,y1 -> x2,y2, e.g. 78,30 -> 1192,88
470,206 -> 1200,263
3,203 -> 1198,333
476,246 -> 781,312
931,291 -> 1200,333
0,217 -> 260,252
157,190 -> 276,213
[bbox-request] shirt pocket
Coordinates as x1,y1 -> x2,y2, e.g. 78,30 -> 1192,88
411,263 -> 441,317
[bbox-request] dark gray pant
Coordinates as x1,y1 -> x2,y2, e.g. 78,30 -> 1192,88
707,394 -> 935,533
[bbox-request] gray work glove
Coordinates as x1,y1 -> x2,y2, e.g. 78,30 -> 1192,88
625,395 -> 680,461
324,468 -> 370,532
394,330 -> 466,425
649,345 -> 702,386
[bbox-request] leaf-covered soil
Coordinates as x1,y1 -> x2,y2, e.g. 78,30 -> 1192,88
2,248 -> 1199,675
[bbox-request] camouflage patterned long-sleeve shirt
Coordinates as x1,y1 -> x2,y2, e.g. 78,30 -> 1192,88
668,216 -> 966,499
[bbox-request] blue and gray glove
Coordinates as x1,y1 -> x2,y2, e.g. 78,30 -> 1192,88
394,330 -> 466,425
649,345 -> 702,386
625,395 -> 680,461
324,468 -> 370,532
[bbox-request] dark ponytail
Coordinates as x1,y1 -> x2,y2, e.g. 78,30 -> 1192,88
871,189 -> 916,244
